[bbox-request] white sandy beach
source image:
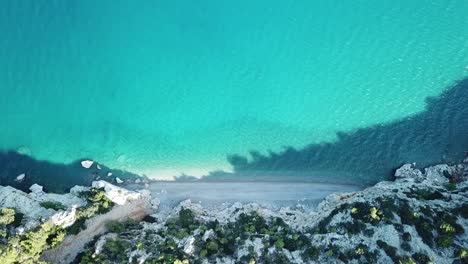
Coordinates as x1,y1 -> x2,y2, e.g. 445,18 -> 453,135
128,181 -> 361,214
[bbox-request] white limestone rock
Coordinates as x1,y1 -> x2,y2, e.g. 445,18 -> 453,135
128,249 -> 150,264
202,229 -> 216,241
70,185 -> 91,196
51,206 -> 77,228
92,180 -> 141,205
15,173 -> 26,182
0,186 -> 51,226
81,160 -> 94,169
394,163 -> 423,179
116,177 -> 124,184
179,236 -> 196,256
0,184 -> 85,231
29,183 -> 44,194
424,164 -> 453,184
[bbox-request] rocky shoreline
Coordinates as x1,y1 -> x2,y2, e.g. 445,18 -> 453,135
0,161 -> 467,263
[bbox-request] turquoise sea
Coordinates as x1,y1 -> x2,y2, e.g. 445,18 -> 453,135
0,1 -> 467,183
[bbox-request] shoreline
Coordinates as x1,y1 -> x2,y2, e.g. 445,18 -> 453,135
1,161 -> 467,263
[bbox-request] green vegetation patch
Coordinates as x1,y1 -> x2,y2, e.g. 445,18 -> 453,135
79,238 -> 130,264
404,188 -> 444,201
0,221 -> 65,264
66,188 -> 114,235
105,219 -> 141,234
40,201 -> 66,211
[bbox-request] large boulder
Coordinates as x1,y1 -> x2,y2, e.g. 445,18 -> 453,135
394,163 -> 423,179
51,207 -> 77,228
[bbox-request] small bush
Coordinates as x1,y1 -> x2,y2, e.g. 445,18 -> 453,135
446,182 -> 457,191
456,248 -> 468,259
274,238 -> 284,249
206,241 -> 219,255
402,232 -> 412,241
40,201 -> 66,211
303,246 -> 319,261
436,235 -> 452,248
405,189 -> 444,200
377,240 -> 399,263
0,208 -> 15,226
457,204 -> 468,218
399,257 -> 417,264
66,217 -> 86,235
412,252 -> 431,264
401,242 -> 411,251
106,221 -> 126,233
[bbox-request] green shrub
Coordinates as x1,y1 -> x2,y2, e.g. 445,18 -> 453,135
410,189 -> 444,200
456,248 -> 468,259
411,252 -> 431,264
402,232 -> 412,241
459,204 -> 468,218
179,208 -> 196,228
206,241 -> 219,254
436,235 -> 452,248
40,201 -> 67,211
274,238 -> 285,249
377,240 -> 399,263
11,212 -> 23,228
0,222 -> 65,263
414,220 -> 434,246
399,257 -> 417,264
446,182 -> 457,191
106,220 -> 126,233
66,188 -> 115,235
0,208 -> 15,226
401,242 -> 411,252
66,217 -> 86,235
350,202 -> 382,224
303,246 -> 319,261
79,238 -> 130,263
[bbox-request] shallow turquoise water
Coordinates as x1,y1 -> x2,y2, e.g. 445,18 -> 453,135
0,1 -> 467,179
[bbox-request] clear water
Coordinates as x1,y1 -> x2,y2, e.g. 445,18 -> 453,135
0,1 -> 467,180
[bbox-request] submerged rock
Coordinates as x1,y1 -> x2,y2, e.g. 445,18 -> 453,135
15,173 -> 26,182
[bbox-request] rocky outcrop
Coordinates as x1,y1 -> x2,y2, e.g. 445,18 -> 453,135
0,183 -> 85,231
0,180 -> 156,264
79,162 -> 468,264
41,181 -> 155,264
92,180 -> 142,205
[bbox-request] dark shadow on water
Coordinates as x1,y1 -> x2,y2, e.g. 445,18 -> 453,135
2,78 -> 467,189
202,78 -> 468,185
0,151 -> 143,193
